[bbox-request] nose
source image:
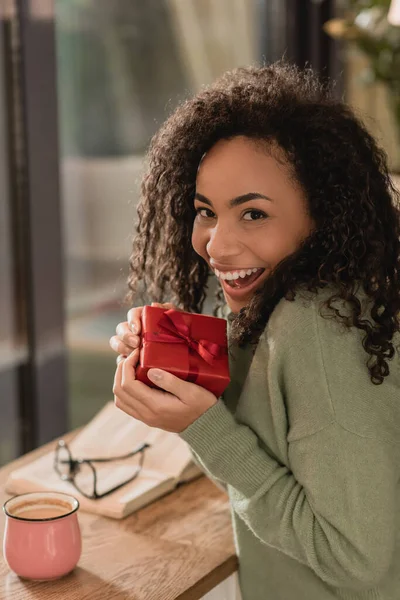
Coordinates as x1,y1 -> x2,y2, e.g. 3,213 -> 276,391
206,222 -> 242,262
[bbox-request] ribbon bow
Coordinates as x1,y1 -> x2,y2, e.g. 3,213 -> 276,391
143,309 -> 223,365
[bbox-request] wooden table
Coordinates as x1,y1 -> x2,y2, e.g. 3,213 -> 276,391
0,432 -> 238,599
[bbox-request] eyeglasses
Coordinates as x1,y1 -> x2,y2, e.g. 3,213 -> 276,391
54,439 -> 150,500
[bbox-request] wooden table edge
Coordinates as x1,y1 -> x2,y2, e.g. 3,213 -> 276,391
0,429 -> 238,600
176,555 -> 239,600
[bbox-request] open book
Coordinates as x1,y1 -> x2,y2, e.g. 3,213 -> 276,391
5,402 -> 202,519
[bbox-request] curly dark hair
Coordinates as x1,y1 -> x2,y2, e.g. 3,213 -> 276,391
128,61 -> 400,385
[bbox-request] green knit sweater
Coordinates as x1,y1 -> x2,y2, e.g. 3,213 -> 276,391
179,288 -> 400,600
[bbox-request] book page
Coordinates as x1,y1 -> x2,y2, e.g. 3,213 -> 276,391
67,402 -> 193,479
6,402 -> 200,519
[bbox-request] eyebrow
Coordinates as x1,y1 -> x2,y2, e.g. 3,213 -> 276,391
194,192 -> 274,208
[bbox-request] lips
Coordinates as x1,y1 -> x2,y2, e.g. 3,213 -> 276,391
224,268 -> 263,288
216,267 -> 266,299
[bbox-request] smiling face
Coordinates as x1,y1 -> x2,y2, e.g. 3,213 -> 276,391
192,136 -> 315,313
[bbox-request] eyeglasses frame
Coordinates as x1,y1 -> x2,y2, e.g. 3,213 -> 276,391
54,439 -> 150,499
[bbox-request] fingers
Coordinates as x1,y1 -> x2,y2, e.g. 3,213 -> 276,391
113,361 -> 142,421
155,302 -> 176,310
120,353 -> 168,411
147,368 -> 194,403
110,336 -> 137,357
116,354 -> 125,365
111,302 -> 181,359
126,303 -> 181,339
127,306 -> 144,336
113,360 -> 123,398
113,353 -> 158,424
114,396 -> 142,422
116,322 -> 140,347
154,302 -> 183,312
122,348 -> 140,378
109,319 -> 140,356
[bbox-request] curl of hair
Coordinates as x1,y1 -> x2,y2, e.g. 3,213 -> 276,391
128,61 -> 400,385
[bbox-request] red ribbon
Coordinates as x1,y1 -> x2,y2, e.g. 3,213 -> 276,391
143,309 -> 224,366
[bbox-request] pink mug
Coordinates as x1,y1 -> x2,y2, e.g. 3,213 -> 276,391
3,491 -> 82,580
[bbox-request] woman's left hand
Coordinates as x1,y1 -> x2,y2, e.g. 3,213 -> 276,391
113,350 -> 218,433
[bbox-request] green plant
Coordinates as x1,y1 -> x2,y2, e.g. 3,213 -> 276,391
324,1 -> 400,135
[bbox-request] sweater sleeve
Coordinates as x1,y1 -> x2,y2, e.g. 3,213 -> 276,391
189,448 -> 227,493
189,302 -> 230,492
179,300 -> 398,592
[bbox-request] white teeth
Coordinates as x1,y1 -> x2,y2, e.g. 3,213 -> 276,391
214,267 -> 261,281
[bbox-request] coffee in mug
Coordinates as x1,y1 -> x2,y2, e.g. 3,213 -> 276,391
14,507 -> 68,519
3,491 -> 82,580
7,497 -> 73,521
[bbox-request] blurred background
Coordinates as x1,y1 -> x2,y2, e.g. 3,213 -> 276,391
0,0 -> 399,465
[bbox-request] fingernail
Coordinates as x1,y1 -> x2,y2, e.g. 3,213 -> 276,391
148,368 -> 163,381
130,323 -> 138,334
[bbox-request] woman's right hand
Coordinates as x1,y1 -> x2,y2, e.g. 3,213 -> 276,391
109,302 -> 179,360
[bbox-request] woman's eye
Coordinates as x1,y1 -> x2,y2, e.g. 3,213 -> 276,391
243,210 -> 267,221
195,207 -> 267,221
196,207 -> 215,219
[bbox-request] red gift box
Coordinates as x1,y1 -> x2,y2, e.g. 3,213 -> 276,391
135,307 -> 230,397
